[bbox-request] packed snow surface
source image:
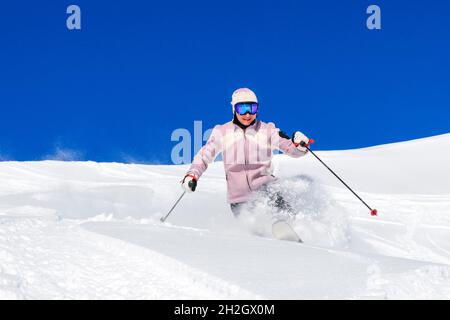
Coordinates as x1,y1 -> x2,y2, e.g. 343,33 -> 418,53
1,134 -> 450,299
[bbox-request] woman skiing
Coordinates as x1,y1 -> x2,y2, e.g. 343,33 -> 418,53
181,88 -> 310,218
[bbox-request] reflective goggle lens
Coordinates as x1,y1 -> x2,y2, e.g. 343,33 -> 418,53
235,103 -> 258,115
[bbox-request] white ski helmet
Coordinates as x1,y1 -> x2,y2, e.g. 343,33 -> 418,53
230,88 -> 258,114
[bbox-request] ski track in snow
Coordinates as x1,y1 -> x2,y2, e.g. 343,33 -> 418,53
0,216 -> 258,299
1,134 -> 450,299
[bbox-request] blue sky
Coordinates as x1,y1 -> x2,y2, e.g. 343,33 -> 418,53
1,0 -> 449,163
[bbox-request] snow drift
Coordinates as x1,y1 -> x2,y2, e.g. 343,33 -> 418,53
1,134 -> 450,299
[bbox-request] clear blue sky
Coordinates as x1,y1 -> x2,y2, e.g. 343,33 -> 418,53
1,0 -> 449,163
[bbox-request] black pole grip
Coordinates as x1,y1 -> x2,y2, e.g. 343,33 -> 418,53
188,179 -> 197,191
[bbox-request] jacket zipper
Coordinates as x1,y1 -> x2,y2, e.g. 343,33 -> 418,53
243,130 -> 252,191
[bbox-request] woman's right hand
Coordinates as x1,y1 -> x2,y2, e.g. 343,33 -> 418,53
181,174 -> 197,192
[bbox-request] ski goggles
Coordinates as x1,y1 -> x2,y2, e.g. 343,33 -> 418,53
234,102 -> 259,115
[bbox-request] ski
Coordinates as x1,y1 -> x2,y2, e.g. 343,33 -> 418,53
272,220 -> 303,243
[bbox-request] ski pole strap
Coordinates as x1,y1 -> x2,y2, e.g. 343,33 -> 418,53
299,139 -> 314,148
183,173 -> 197,182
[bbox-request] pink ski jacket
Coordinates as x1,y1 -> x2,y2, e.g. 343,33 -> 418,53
187,120 -> 306,203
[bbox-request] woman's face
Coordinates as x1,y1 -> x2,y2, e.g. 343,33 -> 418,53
236,112 -> 257,126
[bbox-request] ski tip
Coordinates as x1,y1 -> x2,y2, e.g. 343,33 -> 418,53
370,209 -> 378,216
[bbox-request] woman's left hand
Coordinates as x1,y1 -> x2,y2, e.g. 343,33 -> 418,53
292,131 -> 309,152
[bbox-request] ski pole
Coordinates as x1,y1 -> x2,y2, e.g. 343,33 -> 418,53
160,191 -> 186,222
301,140 -> 378,216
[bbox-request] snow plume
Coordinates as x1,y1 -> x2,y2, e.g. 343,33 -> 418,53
236,175 -> 350,248
43,146 -> 84,161
120,152 -> 165,165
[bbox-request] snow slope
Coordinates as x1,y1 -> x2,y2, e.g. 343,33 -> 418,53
1,134 -> 450,299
